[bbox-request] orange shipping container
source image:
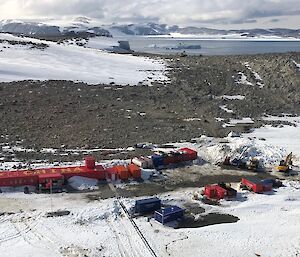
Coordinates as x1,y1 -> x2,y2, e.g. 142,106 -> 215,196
128,164 -> 141,179
117,165 -> 129,180
108,165 -> 129,180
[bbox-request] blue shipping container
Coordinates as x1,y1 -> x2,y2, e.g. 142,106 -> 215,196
154,206 -> 184,224
152,155 -> 164,167
135,197 -> 161,214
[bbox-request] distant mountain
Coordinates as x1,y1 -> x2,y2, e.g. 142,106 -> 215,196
0,18 -> 299,39
110,23 -> 300,38
0,19 -> 112,38
110,23 -> 168,36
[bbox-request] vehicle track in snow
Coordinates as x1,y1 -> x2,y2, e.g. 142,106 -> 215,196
108,183 -> 157,257
108,219 -> 133,257
0,212 -> 61,255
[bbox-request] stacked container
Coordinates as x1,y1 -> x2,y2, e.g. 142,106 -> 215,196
128,164 -> 142,179
132,156 -> 153,169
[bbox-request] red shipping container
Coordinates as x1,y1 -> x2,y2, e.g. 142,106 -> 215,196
163,154 -> 176,165
117,166 -> 129,180
241,178 -> 264,193
262,184 -> 273,192
85,156 -> 96,169
179,148 -> 198,161
204,185 -> 227,200
173,153 -> 185,163
128,164 -> 141,179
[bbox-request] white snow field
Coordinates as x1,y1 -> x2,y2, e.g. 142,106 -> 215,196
250,114 -> 300,164
251,125 -> 300,158
0,33 -> 168,85
0,181 -> 299,257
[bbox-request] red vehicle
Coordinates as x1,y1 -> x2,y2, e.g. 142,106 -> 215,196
204,185 -> 227,200
241,178 -> 264,193
179,148 -> 198,161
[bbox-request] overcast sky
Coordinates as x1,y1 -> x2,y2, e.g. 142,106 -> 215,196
0,0 -> 299,29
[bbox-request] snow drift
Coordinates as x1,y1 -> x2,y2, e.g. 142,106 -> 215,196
68,176 -> 99,191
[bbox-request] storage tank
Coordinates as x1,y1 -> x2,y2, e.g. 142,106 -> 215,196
85,156 -> 96,169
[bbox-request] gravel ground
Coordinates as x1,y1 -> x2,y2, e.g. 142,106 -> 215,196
0,52 -> 299,162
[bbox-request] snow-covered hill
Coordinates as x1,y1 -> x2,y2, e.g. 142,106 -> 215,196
1,18 -> 299,39
0,33 -> 167,85
0,18 -> 112,37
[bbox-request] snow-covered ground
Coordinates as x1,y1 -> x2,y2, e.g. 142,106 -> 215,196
0,33 -> 168,85
250,114 -> 300,164
235,72 -> 253,86
138,181 -> 300,257
251,125 -> 300,159
0,181 -> 299,257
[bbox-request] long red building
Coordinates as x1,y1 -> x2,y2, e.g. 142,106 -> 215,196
0,157 -> 106,187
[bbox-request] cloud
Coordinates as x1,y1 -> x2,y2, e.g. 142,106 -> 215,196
0,0 -> 299,28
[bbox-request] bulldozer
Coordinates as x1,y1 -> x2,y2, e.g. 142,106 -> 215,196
276,152 -> 293,173
247,158 -> 259,171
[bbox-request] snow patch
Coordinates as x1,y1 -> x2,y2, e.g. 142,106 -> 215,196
0,33 -> 168,85
261,114 -> 300,125
219,95 -> 245,100
183,118 -> 202,121
230,118 -> 254,124
292,60 -> 300,70
219,105 -> 234,113
244,62 -> 265,88
250,125 -> 300,163
235,72 -> 253,86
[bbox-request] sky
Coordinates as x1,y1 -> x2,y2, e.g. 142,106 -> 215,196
0,0 -> 299,29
